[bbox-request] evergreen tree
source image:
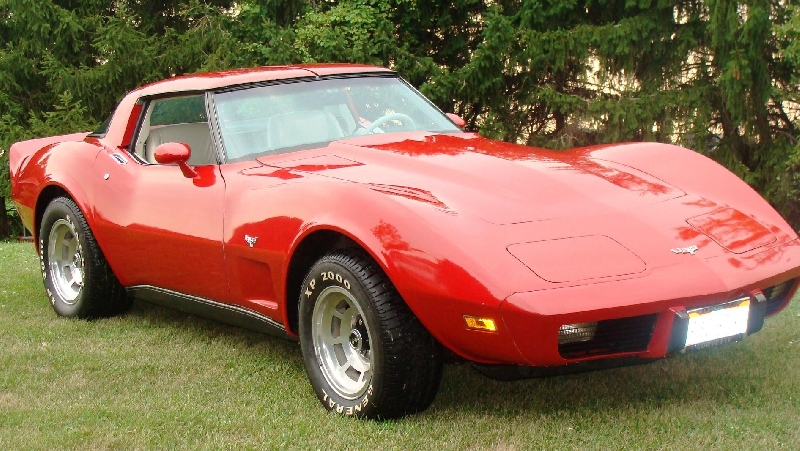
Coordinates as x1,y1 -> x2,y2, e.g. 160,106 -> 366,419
2,0 -> 799,238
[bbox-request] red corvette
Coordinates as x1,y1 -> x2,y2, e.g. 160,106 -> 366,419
9,64 -> 800,419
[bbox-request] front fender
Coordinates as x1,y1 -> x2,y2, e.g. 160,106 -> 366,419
588,142 -> 797,239
281,182 -> 526,364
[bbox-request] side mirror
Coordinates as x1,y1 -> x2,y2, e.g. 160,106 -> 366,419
154,142 -> 197,178
446,113 -> 466,129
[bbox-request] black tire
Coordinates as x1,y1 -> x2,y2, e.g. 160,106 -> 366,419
39,197 -> 131,318
299,249 -> 443,419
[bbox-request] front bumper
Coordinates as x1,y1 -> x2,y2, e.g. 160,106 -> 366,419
498,238 -> 800,367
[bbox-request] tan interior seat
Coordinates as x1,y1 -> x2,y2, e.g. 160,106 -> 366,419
266,110 -> 344,150
145,123 -> 215,165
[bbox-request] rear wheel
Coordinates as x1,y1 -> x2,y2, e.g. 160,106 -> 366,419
39,197 -> 130,318
299,249 -> 442,419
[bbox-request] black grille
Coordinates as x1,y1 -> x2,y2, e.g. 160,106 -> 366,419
558,314 -> 658,359
764,279 -> 796,316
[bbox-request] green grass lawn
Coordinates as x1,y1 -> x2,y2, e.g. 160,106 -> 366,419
1,241 -> 799,450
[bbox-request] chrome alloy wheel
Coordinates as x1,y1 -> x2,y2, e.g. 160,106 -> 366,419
47,219 -> 84,303
312,286 -> 372,400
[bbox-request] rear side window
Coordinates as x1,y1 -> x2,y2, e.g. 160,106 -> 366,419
89,114 -> 112,137
150,96 -> 207,126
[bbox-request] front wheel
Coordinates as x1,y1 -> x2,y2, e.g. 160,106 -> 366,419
299,249 -> 442,419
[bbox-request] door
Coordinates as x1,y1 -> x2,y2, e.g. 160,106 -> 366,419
91,94 -> 230,302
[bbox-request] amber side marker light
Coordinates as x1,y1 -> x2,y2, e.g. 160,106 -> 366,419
463,316 -> 498,332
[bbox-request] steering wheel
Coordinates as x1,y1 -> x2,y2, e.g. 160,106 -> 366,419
364,113 -> 417,134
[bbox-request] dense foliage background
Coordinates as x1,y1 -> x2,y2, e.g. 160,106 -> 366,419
2,0 -> 799,237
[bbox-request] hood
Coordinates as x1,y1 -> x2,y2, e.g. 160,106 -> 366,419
259,133 -> 685,225
249,132 -> 783,286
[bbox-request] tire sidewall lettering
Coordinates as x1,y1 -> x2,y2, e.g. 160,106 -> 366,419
320,386 -> 373,417
304,270 -> 354,299
39,235 -> 59,306
300,260 -> 379,417
299,251 -> 441,419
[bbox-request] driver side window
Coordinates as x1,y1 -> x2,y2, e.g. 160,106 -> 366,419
133,95 -> 217,165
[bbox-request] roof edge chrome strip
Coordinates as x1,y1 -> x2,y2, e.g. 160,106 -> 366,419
211,71 -> 397,94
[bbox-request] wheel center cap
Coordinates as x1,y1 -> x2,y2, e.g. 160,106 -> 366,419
349,329 -> 363,350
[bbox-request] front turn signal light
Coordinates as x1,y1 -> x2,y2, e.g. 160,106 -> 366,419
463,316 -> 498,332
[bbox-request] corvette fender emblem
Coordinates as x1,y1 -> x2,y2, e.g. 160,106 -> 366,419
244,235 -> 258,248
671,245 -> 698,255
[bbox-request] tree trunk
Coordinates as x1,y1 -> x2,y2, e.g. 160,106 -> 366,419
0,197 -> 11,239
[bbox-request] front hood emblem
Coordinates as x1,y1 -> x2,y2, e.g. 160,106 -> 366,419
671,245 -> 698,255
244,235 -> 258,248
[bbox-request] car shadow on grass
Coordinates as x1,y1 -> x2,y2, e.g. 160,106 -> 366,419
126,299 -> 784,420
429,342 -> 779,419
126,299 -> 305,366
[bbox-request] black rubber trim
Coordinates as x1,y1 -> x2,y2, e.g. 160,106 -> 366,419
473,357 -> 656,381
667,310 -> 689,355
127,285 -> 292,339
747,292 -> 767,335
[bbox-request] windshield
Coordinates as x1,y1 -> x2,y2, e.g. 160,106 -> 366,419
214,76 -> 461,162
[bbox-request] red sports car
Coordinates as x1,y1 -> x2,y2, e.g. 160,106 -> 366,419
9,64 -> 800,419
